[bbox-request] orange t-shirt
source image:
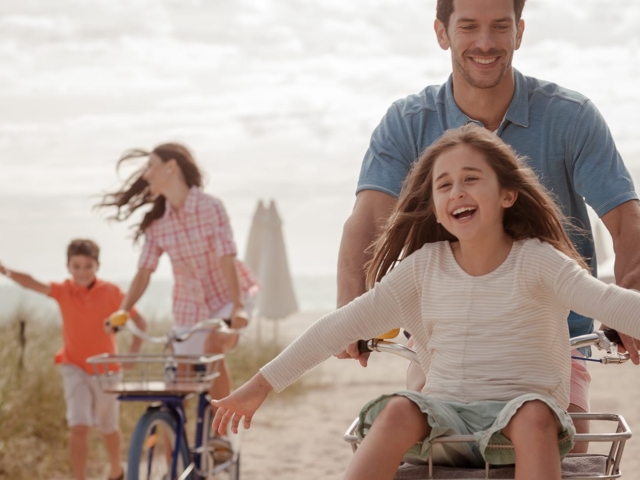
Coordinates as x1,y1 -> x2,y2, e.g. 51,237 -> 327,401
49,279 -> 135,375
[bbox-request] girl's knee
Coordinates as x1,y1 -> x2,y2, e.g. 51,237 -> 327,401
508,401 -> 558,436
70,425 -> 90,437
377,397 -> 424,428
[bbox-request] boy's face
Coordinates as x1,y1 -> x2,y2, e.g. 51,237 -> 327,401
67,255 -> 99,287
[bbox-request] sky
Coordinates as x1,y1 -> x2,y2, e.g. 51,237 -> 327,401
0,0 -> 639,289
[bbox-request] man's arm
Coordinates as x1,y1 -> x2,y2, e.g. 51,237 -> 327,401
335,190 -> 396,366
600,199 -> 640,364
0,262 -> 50,296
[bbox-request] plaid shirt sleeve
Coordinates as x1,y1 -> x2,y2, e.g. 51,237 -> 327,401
206,197 -> 238,257
138,232 -> 163,272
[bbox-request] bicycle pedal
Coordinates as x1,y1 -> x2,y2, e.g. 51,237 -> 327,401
209,435 -> 233,463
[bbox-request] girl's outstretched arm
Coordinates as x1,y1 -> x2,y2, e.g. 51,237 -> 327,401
211,372 -> 273,434
0,262 -> 50,296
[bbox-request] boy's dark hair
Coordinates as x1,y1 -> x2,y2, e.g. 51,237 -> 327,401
67,239 -> 100,264
437,0 -> 527,29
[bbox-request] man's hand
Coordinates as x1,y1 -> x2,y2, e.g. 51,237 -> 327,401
335,342 -> 370,367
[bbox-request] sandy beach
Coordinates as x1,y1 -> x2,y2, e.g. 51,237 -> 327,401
239,312 -> 640,480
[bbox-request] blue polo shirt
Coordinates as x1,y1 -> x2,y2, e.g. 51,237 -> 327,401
358,69 -> 638,340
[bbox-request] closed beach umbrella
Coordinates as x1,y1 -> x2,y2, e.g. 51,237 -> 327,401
244,200 -> 298,320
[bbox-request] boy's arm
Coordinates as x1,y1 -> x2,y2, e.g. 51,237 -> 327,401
0,263 -> 51,296
127,310 -> 147,354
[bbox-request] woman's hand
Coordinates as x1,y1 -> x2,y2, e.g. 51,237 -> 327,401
211,372 -> 273,434
229,304 -> 249,330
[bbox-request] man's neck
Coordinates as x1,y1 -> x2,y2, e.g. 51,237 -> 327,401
452,69 -> 516,132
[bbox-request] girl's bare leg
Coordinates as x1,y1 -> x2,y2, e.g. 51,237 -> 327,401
344,397 -> 431,480
501,400 -> 562,480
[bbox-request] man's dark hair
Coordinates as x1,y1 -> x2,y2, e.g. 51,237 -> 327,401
67,239 -> 100,263
437,0 -> 526,29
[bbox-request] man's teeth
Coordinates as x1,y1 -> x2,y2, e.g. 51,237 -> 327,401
473,58 -> 497,64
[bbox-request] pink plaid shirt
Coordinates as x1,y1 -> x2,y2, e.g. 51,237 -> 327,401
139,187 -> 259,327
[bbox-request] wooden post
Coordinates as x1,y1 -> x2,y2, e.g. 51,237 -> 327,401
18,319 -> 26,374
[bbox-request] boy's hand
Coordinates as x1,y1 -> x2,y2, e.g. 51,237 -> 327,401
211,372 -> 272,434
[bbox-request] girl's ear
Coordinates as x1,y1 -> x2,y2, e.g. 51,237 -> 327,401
502,190 -> 518,208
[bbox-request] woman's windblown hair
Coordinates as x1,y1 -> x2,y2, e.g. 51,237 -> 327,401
97,143 -> 203,241
365,124 -> 587,288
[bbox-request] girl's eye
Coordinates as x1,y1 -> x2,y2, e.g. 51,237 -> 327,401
465,176 -> 478,182
437,182 -> 450,189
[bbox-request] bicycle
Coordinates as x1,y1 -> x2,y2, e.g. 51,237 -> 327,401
344,329 -> 632,480
87,314 -> 242,480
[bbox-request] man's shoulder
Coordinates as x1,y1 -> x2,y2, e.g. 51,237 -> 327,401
523,73 -> 590,108
388,84 -> 444,119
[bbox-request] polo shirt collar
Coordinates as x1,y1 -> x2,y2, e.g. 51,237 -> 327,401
164,186 -> 199,218
443,68 -> 529,129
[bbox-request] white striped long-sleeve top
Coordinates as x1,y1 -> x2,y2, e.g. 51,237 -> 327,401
260,238 -> 640,408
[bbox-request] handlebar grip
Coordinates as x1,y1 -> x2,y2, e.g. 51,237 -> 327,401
357,340 -> 372,354
106,310 -> 129,330
376,328 -> 401,340
602,328 -> 623,345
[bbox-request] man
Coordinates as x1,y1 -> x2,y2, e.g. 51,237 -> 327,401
336,0 -> 640,452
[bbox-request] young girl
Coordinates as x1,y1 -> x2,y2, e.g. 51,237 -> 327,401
210,124 -> 640,480
98,143 -> 259,430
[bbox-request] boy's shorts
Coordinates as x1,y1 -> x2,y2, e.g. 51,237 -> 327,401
569,349 -> 592,413
172,295 -> 255,355
358,390 -> 575,467
59,364 -> 120,433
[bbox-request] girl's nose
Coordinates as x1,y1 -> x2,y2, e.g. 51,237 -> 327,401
450,183 -> 466,199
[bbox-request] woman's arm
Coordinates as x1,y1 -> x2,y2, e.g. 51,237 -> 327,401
0,263 -> 50,296
220,254 -> 248,328
120,268 -> 152,312
127,310 -> 148,353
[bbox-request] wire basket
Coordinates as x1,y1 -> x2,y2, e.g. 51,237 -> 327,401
87,353 -> 224,396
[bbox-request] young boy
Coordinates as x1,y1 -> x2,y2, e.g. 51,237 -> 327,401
0,239 -> 147,480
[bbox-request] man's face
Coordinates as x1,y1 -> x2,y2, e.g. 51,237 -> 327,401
435,0 -> 524,90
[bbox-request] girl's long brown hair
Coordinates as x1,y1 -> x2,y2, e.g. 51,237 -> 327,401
365,124 -> 588,288
97,143 -> 203,241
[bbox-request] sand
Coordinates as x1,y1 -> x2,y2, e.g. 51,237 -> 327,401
239,312 -> 640,480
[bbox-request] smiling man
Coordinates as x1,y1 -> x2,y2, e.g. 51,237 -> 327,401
336,0 -> 640,452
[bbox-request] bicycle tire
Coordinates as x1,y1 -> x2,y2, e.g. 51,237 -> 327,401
128,409 -> 193,480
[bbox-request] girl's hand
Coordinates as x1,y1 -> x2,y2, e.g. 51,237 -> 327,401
211,372 -> 273,434
229,305 -> 249,330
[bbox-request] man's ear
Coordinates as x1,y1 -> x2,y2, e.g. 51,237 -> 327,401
515,19 -> 525,50
434,19 -> 450,50
502,190 -> 518,208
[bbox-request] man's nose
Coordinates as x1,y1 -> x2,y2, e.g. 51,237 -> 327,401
475,27 -> 497,51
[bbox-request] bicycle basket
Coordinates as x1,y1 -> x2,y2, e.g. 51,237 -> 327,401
86,353 -> 224,396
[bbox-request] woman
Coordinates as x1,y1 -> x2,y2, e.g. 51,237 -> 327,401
99,142 -> 259,425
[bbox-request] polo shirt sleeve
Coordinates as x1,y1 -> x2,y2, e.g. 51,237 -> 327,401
138,232 -> 163,272
357,102 -> 417,198
569,99 -> 638,217
48,281 -> 64,301
206,197 -> 238,257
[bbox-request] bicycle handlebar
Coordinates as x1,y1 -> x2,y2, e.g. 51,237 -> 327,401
106,311 -> 240,346
357,328 -> 630,365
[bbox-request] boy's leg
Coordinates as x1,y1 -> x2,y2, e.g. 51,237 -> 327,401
92,374 -> 124,479
102,430 -> 124,479
501,400 -> 562,480
70,425 -> 90,480
344,396 -> 431,480
60,365 -> 95,480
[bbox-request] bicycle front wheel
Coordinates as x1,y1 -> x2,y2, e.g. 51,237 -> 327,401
128,409 -> 192,480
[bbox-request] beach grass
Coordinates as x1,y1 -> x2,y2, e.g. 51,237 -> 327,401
0,314 -> 296,479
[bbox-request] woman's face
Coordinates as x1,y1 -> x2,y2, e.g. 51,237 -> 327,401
143,153 -> 172,195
